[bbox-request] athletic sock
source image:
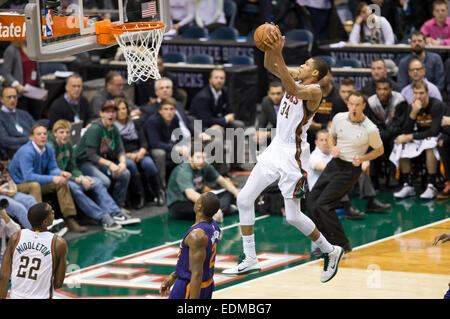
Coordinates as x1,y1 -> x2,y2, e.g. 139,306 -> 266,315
242,234 -> 257,259
313,233 -> 334,254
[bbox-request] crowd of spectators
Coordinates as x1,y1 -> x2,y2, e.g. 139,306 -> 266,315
0,0 -> 449,242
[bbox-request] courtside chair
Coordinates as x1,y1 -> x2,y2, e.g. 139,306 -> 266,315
335,58 -> 363,68
162,52 -> 187,63
224,0 -> 237,27
210,26 -> 239,40
228,55 -> 254,65
181,25 -> 208,39
285,29 -> 314,55
187,54 -> 214,64
316,55 -> 336,67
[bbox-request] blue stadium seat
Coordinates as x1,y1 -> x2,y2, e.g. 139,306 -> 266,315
285,29 -> 314,54
335,58 -> 363,68
181,25 -> 208,39
210,26 -> 239,40
316,55 -> 336,67
228,55 -> 254,65
162,52 -> 187,63
187,54 -> 214,64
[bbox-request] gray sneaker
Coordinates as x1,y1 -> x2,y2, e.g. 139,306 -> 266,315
113,212 -> 141,225
101,214 -> 122,231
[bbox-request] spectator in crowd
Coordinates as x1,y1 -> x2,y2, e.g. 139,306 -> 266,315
48,73 -> 94,131
170,0 -> 195,34
0,204 -> 20,264
145,97 -> 191,189
90,72 -> 138,117
367,78 -> 409,188
114,97 -> 165,208
397,31 -> 445,91
166,143 -> 239,222
437,108 -> 450,199
190,68 -> 245,172
0,86 -> 35,158
194,0 -> 227,32
234,0 -> 275,36
361,59 -> 400,97
48,119 -> 139,231
254,81 -> 284,148
420,0 -> 450,46
400,58 -> 443,104
139,77 -> 193,136
2,41 -> 45,120
307,129 -> 333,192
349,1 -> 395,44
392,80 -> 445,200
8,123 -> 86,233
308,67 -> 347,149
74,102 -> 132,213
338,78 -> 356,105
0,160 -> 34,229
274,0 -> 314,33
399,0 -> 434,37
134,56 -> 184,107
306,91 -> 385,253
295,0 -> 333,41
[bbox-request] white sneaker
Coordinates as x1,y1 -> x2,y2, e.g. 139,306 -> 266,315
420,184 -> 437,200
321,245 -> 344,283
394,183 -> 416,199
213,209 -> 224,223
222,254 -> 261,276
113,212 -> 141,225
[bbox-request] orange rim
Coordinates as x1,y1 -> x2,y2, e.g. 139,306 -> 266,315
109,21 -> 165,35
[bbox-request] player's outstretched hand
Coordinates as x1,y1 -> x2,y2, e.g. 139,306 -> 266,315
264,24 -> 284,53
432,232 -> 450,245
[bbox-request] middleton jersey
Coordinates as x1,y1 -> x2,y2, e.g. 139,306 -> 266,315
276,82 -> 321,145
170,220 -> 221,299
10,229 -> 57,299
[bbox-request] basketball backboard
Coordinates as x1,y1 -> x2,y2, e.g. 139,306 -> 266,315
24,0 -> 171,61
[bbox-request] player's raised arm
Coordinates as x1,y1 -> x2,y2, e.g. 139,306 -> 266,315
0,231 -> 19,298
264,26 -> 322,105
186,228 -> 208,299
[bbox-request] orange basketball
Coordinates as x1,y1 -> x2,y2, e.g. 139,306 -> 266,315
253,23 -> 275,52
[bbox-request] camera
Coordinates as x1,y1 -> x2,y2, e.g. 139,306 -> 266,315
0,198 -> 9,209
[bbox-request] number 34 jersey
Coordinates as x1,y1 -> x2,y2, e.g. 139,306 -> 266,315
276,82 -> 320,145
10,229 -> 57,299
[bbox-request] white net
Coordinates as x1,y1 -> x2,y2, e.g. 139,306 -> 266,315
113,24 -> 164,84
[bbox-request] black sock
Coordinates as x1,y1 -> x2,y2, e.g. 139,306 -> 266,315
427,174 -> 436,186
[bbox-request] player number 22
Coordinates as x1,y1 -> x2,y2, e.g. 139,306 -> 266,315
280,102 -> 290,119
16,256 -> 41,280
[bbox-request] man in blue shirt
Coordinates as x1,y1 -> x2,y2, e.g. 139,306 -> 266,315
8,123 -> 86,233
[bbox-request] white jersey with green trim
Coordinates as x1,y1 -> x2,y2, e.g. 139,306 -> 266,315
275,82 -> 321,145
10,229 -> 57,299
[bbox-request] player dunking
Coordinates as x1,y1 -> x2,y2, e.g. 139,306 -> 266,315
160,192 -> 221,299
222,24 -> 344,282
0,203 -> 68,299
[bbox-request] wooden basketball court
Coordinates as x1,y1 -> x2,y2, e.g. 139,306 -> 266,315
214,219 -> 450,299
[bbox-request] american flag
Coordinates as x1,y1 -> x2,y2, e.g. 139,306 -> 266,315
141,1 -> 157,18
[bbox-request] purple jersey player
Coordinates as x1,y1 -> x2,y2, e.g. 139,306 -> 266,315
160,192 -> 221,299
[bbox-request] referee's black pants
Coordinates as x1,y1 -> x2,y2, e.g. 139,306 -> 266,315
306,158 -> 362,248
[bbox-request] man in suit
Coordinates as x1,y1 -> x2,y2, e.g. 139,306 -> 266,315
48,73 -> 94,130
254,81 -> 284,147
190,68 -> 245,172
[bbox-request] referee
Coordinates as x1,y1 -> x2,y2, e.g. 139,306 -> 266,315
306,91 -> 384,253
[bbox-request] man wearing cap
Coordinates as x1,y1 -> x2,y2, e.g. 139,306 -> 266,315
74,102 -> 135,218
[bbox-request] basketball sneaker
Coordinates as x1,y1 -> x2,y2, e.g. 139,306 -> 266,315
436,182 -> 450,199
419,184 -> 437,200
222,254 -> 261,276
394,183 -> 416,199
113,212 -> 141,225
321,245 -> 344,283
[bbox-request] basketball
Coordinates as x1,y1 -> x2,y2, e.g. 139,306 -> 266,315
253,23 -> 275,52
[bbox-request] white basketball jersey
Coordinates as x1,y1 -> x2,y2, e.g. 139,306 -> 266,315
10,229 -> 57,299
275,82 -> 321,145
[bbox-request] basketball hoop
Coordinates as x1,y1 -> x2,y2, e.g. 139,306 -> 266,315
108,21 -> 165,84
